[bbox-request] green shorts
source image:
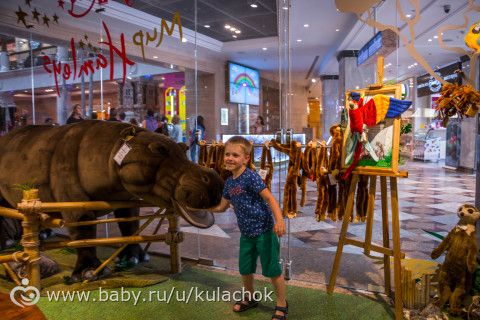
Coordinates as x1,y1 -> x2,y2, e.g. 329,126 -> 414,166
239,230 -> 282,278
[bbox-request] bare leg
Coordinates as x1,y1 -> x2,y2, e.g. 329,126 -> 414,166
233,274 -> 255,311
271,275 -> 287,318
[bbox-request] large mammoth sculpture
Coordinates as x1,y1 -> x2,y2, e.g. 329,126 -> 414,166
0,120 -> 223,281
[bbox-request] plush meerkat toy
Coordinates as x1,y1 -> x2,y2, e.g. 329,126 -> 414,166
198,140 -> 208,166
271,139 -> 302,218
431,204 -> 480,316
260,141 -> 273,190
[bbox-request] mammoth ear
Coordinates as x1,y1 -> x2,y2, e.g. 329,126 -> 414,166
148,142 -> 169,155
120,126 -> 137,141
178,142 -> 189,152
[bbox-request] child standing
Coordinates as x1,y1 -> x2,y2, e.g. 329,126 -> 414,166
209,136 -> 288,320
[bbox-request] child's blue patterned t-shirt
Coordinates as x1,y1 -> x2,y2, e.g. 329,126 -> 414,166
223,168 -> 274,238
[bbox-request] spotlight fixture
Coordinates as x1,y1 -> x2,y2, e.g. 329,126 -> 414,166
204,25 -> 210,28
182,37 -> 187,42
233,35 -> 237,38
153,56 -> 158,59
405,14 -> 411,18
311,78 -> 317,83
235,30 -> 241,34
230,27 -> 237,31
250,3 -> 258,8
296,39 -> 302,42
262,47 -> 267,51
304,24 -> 309,28
335,29 -> 339,32
225,24 -> 231,29
428,38 -> 432,42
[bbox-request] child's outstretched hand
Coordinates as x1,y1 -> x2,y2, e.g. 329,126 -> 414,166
274,219 -> 286,237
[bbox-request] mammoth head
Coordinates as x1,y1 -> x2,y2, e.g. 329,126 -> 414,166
116,128 -> 223,228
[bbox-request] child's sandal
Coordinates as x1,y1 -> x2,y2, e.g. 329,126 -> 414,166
233,297 -> 258,312
271,300 -> 288,319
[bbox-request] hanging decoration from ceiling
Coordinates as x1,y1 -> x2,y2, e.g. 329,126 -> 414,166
335,0 -> 480,125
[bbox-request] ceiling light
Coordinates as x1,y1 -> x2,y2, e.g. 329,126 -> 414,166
405,14 -> 411,18
413,63 -> 417,66
182,37 -> 187,42
233,35 -> 237,38
170,64 -> 174,69
355,86 -> 359,89
262,47 -> 267,51
153,56 -> 158,59
296,39 -> 302,42
250,3 -> 258,8
225,24 -> 231,29
235,30 -> 241,34
304,24 -> 309,28
441,32 -> 444,35
335,29 -> 340,32
45,89 -> 54,92
428,38 -> 432,42
282,6 -> 288,10
433,35 -> 438,39
230,27 -> 237,31
204,25 -> 210,28
311,78 -> 317,83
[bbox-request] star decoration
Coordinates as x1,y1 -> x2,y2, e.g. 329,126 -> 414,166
15,6 -> 30,28
31,8 -> 40,23
53,14 -> 59,24
42,14 -> 50,27
78,40 -> 85,49
25,0 -> 32,8
57,0 -> 65,9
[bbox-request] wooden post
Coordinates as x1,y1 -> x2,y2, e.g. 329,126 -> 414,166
390,177 -> 403,319
327,174 -> 359,293
167,211 -> 181,273
19,189 -> 41,290
363,176 -> 377,256
380,176 -> 391,296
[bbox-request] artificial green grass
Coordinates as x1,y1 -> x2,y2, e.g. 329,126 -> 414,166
37,266 -> 394,320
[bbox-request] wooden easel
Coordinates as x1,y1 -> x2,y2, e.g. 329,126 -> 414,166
328,56 -> 407,319
327,170 -> 408,320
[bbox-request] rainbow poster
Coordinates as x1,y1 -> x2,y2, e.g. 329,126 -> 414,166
228,62 -> 260,105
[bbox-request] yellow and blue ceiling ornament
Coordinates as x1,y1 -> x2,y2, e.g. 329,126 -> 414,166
465,21 -> 480,52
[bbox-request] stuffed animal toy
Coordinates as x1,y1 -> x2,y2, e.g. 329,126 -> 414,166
327,124 -> 343,221
465,21 -> 480,52
431,204 -> 480,316
315,142 -> 329,221
260,141 -> 273,190
271,139 -> 302,218
300,141 -> 316,207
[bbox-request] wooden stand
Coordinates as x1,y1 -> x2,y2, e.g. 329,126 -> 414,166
327,171 -> 407,320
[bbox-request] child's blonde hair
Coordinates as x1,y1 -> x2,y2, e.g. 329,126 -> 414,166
226,136 -> 252,155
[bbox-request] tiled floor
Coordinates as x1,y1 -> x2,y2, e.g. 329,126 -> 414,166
66,160 -> 476,292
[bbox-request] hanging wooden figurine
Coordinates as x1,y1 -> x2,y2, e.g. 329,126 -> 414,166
300,141 -> 317,207
271,139 -> 302,218
355,176 -> 369,222
206,140 -> 217,169
315,141 -> 329,221
248,140 -> 256,171
327,124 -> 343,221
260,141 -> 273,190
198,140 -> 208,166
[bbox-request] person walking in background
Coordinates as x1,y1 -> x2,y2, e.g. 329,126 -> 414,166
119,112 -> 127,123
170,115 -> 183,143
108,108 -> 120,121
142,109 -> 158,131
189,115 -> 205,163
66,104 -> 83,124
155,115 -> 170,136
252,115 -> 265,134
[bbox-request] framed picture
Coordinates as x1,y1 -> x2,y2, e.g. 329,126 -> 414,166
341,84 -> 403,176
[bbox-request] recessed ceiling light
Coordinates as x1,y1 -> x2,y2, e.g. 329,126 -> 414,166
153,56 -> 158,59
335,29 -> 339,32
225,24 -> 231,29
441,32 -> 444,35
405,14 -> 411,18
45,89 -> 54,92
182,37 -> 187,42
282,6 -> 288,10
296,39 -> 302,42
170,64 -> 174,69
235,30 -> 241,34
311,78 -> 317,83
304,24 -> 309,28
262,47 -> 267,51
233,35 -> 237,38
204,25 -> 210,28
433,35 -> 438,39
413,63 -> 417,66
230,27 -> 237,31
250,3 -> 258,8
428,38 -> 432,42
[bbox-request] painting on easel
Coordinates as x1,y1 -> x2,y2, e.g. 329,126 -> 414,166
341,84 -> 412,177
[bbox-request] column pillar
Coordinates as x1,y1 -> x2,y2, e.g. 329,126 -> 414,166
320,75 -> 339,140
